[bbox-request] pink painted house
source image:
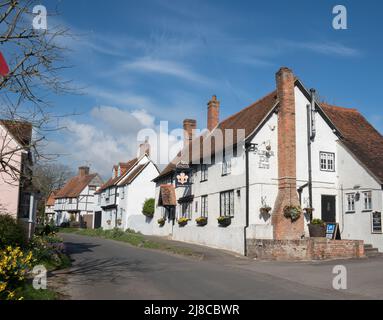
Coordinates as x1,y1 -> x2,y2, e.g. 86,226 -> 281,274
0,120 -> 38,236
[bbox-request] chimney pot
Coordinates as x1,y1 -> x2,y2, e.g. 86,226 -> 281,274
78,166 -> 90,177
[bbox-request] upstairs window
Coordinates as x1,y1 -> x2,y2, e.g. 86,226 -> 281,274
320,152 -> 335,172
363,191 -> 372,211
346,193 -> 355,212
180,202 -> 192,220
201,164 -> 208,181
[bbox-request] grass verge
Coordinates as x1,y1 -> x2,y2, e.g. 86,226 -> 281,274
17,283 -> 58,300
59,228 -> 202,258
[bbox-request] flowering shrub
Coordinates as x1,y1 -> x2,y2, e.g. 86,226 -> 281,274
157,218 -> 165,226
0,246 -> 34,300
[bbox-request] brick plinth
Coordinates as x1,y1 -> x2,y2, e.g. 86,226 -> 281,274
246,239 -> 365,261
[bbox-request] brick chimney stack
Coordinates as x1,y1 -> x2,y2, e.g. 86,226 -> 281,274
207,95 -> 220,131
272,67 -> 304,240
183,119 -> 197,147
78,166 -> 90,177
139,137 -> 151,157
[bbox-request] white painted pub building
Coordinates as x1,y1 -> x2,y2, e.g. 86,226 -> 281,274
152,67 -> 383,254
93,143 -> 159,232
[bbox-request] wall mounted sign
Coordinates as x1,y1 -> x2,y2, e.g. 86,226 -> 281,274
372,211 -> 382,234
326,223 -> 340,240
258,150 -> 274,169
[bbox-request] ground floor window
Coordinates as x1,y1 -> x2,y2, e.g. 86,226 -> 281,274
220,190 -> 234,217
201,195 -> 208,217
179,202 -> 192,219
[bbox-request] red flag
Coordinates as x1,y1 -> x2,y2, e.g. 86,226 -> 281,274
0,51 -> 9,77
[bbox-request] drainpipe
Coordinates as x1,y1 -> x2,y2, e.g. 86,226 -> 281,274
306,88 -> 316,221
244,142 -> 257,256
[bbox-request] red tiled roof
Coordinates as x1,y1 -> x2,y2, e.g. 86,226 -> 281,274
95,157 -> 139,193
119,163 -> 149,186
46,190 -> 58,206
55,173 -> 98,199
0,120 -> 32,147
158,184 -> 176,206
155,91 -> 277,180
321,103 -> 383,183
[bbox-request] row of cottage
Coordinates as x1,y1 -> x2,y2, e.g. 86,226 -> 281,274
45,67 -> 383,255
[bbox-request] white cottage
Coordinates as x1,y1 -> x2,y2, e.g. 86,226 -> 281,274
153,67 -> 383,256
53,166 -> 103,228
94,144 -> 159,233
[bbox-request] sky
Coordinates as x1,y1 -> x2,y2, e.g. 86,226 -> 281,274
39,0 -> 383,178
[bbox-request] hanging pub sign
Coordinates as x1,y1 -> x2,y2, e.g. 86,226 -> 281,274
175,161 -> 192,187
372,211 -> 382,234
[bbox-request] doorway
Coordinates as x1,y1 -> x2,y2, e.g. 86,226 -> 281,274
321,195 -> 336,223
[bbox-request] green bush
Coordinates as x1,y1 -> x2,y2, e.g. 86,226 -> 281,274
142,198 -> 155,217
0,214 -> 27,248
311,218 -> 325,225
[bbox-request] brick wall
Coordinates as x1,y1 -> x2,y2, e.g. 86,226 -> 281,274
247,238 -> 365,261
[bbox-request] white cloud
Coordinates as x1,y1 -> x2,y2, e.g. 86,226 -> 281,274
49,106 -> 182,178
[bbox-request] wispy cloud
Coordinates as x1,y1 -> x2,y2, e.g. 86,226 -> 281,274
123,57 -> 212,85
280,40 -> 361,57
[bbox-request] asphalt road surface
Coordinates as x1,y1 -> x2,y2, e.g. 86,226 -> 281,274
53,233 -> 383,300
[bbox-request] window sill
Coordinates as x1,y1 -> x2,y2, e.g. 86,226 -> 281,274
221,173 -> 231,177
345,211 -> 355,214
362,209 -> 372,212
200,179 -> 208,183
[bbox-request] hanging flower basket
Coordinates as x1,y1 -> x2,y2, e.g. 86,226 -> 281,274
177,217 -> 189,227
260,206 -> 272,215
157,218 -> 165,226
117,219 -> 122,226
106,220 -> 111,225
283,205 -> 302,222
217,216 -> 231,227
195,216 -> 208,226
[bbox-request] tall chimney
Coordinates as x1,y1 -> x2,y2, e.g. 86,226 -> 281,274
207,95 -> 219,131
78,166 -> 90,177
271,67 -> 304,240
183,119 -> 197,147
139,137 -> 151,157
113,165 -> 118,178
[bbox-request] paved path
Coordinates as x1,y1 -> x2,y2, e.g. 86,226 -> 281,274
52,233 -> 383,300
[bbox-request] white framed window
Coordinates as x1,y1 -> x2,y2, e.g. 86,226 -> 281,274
97,195 -> 101,205
181,202 -> 192,220
195,201 -> 198,213
220,190 -> 234,217
201,195 -> 208,217
346,193 -> 355,212
89,186 -> 96,191
222,157 -> 232,176
320,152 -> 335,172
201,164 -> 208,181
363,191 -> 372,211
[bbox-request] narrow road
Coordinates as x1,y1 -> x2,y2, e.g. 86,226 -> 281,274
52,233 -> 378,300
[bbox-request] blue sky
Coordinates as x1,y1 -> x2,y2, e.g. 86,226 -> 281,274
43,0 -> 383,177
